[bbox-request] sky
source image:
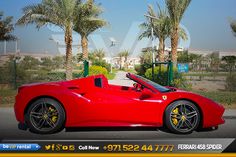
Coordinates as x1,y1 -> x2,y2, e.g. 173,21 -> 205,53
0,0 -> 236,57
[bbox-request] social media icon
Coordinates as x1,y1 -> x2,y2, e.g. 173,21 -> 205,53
45,145 -> 51,150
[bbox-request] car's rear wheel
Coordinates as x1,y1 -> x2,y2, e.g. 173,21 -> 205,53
25,98 -> 65,134
165,100 -> 200,134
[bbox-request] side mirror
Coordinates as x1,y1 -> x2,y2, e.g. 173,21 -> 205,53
140,88 -> 153,100
133,83 -> 137,88
133,83 -> 142,92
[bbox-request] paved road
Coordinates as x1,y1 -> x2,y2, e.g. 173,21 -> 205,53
108,71 -> 134,86
0,108 -> 236,141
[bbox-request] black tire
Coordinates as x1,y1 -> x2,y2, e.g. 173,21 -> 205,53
165,100 -> 200,134
25,98 -> 65,134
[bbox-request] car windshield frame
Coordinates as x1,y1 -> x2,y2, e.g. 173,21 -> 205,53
127,73 -> 171,93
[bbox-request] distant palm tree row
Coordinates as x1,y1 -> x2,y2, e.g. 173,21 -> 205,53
139,0 -> 191,64
117,50 -> 129,70
17,0 -> 106,80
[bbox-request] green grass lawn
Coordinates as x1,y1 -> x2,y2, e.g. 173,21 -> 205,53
183,72 -> 235,77
193,90 -> 236,108
0,89 -> 17,97
107,72 -> 116,80
107,69 -> 119,80
0,89 -> 17,107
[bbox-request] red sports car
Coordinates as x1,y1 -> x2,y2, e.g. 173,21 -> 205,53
14,73 -> 225,134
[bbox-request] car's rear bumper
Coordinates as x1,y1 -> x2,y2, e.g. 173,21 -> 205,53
14,93 -> 25,123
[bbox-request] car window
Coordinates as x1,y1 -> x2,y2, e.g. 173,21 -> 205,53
133,74 -> 171,93
94,78 -> 103,88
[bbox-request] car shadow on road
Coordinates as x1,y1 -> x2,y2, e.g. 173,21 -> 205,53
66,127 -> 159,132
65,126 -> 218,134
158,126 -> 218,134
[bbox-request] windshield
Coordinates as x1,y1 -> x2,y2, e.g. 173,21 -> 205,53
134,74 -> 171,93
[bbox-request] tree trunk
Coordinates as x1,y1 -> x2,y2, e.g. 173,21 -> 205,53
81,35 -> 89,76
119,56 -> 122,70
171,26 -> 179,65
81,35 -> 88,60
158,38 -> 165,62
124,56 -> 128,70
65,26 -> 73,80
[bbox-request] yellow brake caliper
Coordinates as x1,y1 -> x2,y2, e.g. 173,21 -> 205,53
172,108 -> 179,126
49,107 -> 58,123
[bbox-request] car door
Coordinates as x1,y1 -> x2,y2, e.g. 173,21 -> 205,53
89,85 -> 162,126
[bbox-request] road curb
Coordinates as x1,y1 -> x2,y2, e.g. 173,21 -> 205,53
224,109 -> 236,118
223,116 -> 236,119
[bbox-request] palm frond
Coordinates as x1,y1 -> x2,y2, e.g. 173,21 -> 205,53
139,3 -> 171,41
179,26 -> 188,40
230,20 -> 236,37
74,0 -> 107,37
165,0 -> 191,25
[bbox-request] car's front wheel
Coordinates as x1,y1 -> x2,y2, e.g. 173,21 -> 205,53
25,98 -> 65,134
165,100 -> 200,134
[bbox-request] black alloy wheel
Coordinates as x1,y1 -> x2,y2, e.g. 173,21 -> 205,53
165,100 -> 200,134
25,98 -> 65,134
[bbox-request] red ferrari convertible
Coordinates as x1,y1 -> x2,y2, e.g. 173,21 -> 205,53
14,73 -> 225,134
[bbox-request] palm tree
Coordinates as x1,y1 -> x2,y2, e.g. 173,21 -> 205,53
92,49 -> 105,60
0,11 -> 16,41
117,50 -> 129,70
139,4 -> 170,62
165,0 -> 191,64
222,56 -> 236,75
17,0 -> 79,80
74,0 -> 107,75
117,52 -> 123,70
139,3 -> 188,62
230,19 -> 236,37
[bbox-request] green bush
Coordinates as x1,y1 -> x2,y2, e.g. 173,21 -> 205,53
225,74 -> 236,91
46,72 -> 83,81
144,66 -> 192,90
145,66 -> 176,85
135,63 -> 152,76
92,60 -> 111,72
47,72 -> 66,81
89,65 -> 108,77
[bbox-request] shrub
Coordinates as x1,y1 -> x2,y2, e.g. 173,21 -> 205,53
47,72 -> 66,81
89,65 -> 108,77
92,60 -> 111,72
135,63 -> 152,76
225,74 -> 236,91
144,66 -> 191,90
145,66 -> 176,85
46,72 -> 83,81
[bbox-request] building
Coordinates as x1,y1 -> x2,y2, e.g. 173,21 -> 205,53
104,57 -> 140,69
188,49 -> 236,58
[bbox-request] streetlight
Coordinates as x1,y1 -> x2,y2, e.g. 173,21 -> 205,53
4,40 -> 6,55
49,37 -> 60,55
13,52 -> 20,89
15,38 -> 20,53
144,14 -> 157,81
144,14 -> 158,66
109,37 -> 118,73
144,14 -> 173,85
